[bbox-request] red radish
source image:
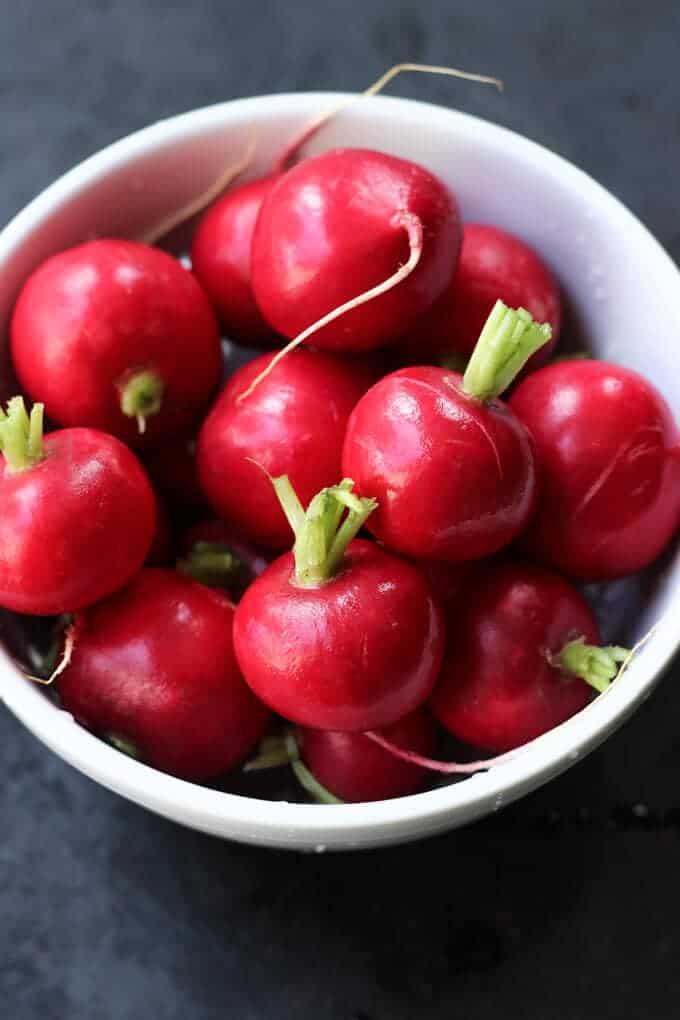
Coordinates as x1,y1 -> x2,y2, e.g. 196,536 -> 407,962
177,519 -> 270,598
343,301 -> 551,561
233,477 -> 444,731
191,175 -> 281,347
430,560 -> 629,752
143,435 -> 204,512
190,65 -> 499,355
510,360 -> 680,580
0,397 -> 155,615
250,148 -> 461,353
296,710 -> 438,802
398,223 -> 561,369
57,569 -> 270,781
244,709 -> 438,803
145,495 -> 173,566
11,239 -> 222,445
197,350 -> 372,549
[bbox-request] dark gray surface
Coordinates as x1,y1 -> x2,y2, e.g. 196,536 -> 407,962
2,2 -> 680,1017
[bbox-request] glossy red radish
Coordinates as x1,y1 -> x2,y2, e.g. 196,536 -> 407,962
177,519 -> 270,599
191,175 -> 281,347
197,350 -> 372,549
234,477 -> 444,731
295,710 -> 438,802
398,223 -> 561,369
250,148 -> 461,355
0,397 -> 155,615
510,360 -> 680,580
190,64 -> 499,353
430,561 -> 629,752
343,301 -> 551,561
246,709 -> 438,803
11,239 -> 222,445
57,569 -> 270,781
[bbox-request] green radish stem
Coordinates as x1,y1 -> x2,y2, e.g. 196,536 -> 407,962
177,542 -> 243,591
271,474 -> 377,588
118,369 -> 164,434
107,734 -> 142,760
462,300 -> 553,402
0,397 -> 45,473
244,731 -> 343,805
554,637 -> 630,693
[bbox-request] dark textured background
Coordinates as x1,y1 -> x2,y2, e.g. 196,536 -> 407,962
2,2 -> 680,1017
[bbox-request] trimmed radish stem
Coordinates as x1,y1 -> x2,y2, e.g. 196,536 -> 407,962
275,62 -> 504,173
462,300 -> 553,402
139,134 -> 257,246
551,637 -> 630,694
0,397 -> 45,473
118,369 -> 164,435
107,733 -> 142,760
237,213 -> 423,403
177,541 -> 242,590
245,731 -> 343,804
271,475 -> 377,587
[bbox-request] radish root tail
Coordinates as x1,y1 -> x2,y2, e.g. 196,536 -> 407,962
140,132 -> 257,246
364,732 -> 523,775
236,212 -> 423,403
25,620 -> 78,686
275,61 -> 503,172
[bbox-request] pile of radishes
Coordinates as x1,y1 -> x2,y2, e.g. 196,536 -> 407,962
2,123 -> 679,806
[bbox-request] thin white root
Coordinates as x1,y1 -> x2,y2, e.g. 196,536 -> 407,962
275,61 -> 503,171
26,622 -> 77,686
139,132 -> 257,246
613,618 -> 662,681
236,212 -> 423,404
364,732 -> 524,774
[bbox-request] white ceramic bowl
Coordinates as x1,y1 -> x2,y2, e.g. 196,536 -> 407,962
1,93 -> 679,850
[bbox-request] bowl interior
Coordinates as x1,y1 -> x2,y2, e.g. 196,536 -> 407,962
1,93 -> 679,849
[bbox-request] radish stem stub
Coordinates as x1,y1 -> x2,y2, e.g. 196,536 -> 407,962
0,397 -> 45,473
462,300 -> 552,402
271,474 -> 377,587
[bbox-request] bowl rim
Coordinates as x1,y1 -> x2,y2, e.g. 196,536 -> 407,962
1,91 -> 679,847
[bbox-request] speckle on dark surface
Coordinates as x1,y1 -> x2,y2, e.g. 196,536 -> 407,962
2,1 -> 680,1018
